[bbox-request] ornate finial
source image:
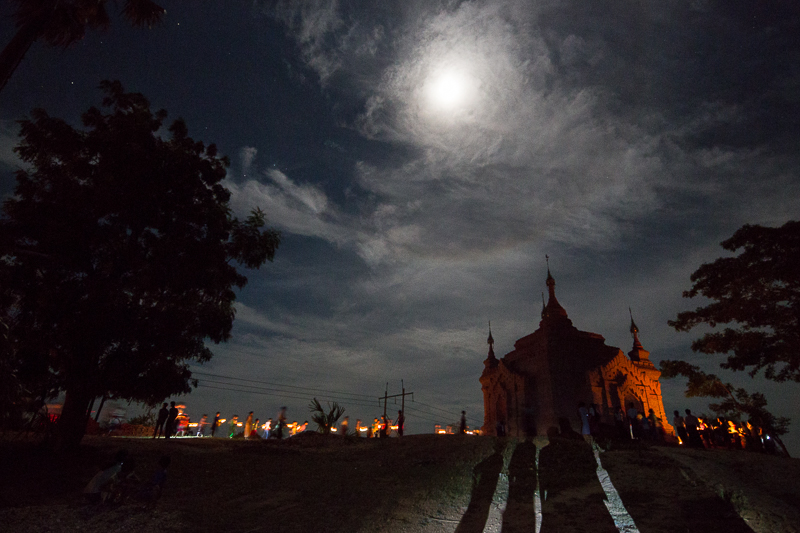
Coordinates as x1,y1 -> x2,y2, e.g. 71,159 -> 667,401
627,307 -> 648,361
485,321 -> 497,363
629,307 -> 639,335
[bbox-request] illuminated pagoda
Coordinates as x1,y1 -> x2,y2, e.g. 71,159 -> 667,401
480,264 -> 673,438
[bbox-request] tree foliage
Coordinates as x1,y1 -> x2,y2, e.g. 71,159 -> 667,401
0,81 -> 280,448
308,398 -> 345,435
669,220 -> 800,382
659,360 -> 790,438
1,0 -> 167,93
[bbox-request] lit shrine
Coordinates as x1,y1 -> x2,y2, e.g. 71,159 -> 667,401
480,267 -> 673,438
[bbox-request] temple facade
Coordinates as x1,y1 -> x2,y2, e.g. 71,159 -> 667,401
480,268 -> 673,438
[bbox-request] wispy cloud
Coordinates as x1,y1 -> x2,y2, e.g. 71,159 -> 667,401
225,168 -> 350,245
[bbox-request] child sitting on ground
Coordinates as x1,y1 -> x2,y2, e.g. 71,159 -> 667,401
82,450 -> 128,504
136,455 -> 171,504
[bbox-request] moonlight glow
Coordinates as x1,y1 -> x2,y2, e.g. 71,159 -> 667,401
424,68 -> 477,113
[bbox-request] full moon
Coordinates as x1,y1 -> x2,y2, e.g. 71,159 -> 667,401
424,68 -> 476,113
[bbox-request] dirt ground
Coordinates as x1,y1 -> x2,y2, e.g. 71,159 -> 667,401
1,433 -> 798,532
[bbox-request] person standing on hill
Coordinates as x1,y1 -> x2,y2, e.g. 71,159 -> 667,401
197,414 -> 208,437
211,412 -> 220,437
684,409 -> 704,448
396,411 -> 405,437
244,412 -> 254,438
673,410 -> 688,444
164,402 -> 178,439
275,407 -> 287,440
459,411 -> 467,434
153,403 -> 169,439
578,402 -> 591,442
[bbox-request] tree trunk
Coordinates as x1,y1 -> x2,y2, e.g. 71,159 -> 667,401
55,386 -> 93,451
0,15 -> 49,94
94,394 -> 107,422
85,396 -> 95,421
774,434 -> 791,458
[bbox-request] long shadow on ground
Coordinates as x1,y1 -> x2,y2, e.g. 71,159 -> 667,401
454,439 -> 508,533
501,440 -> 539,533
538,437 -> 618,533
601,444 -> 756,533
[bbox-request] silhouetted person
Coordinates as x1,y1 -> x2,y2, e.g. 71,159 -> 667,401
340,416 -> 349,436
460,411 -> 467,434
274,407 -> 287,440
83,450 -> 128,503
615,407 -> 627,438
588,403 -> 601,436
164,401 -> 178,439
578,402 -> 591,442
684,409 -> 703,448
647,409 -> 659,440
396,410 -> 404,437
153,403 -> 168,439
211,412 -> 220,437
381,415 -> 390,437
626,402 -> 639,439
674,410 -> 688,444
197,414 -> 208,437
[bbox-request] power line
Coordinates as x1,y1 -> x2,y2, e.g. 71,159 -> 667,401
194,383 -> 448,425
191,372 -> 461,424
409,399 -> 463,418
194,377 -> 374,403
195,383 -> 384,410
192,370 -> 374,398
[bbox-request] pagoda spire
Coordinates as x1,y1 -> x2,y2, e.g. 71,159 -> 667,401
543,255 -> 568,318
629,307 -> 643,349
627,308 -> 651,362
484,322 -> 498,368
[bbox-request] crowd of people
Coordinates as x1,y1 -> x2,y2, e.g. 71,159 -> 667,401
577,401 -> 785,455
151,403 -> 407,440
672,408 -> 783,453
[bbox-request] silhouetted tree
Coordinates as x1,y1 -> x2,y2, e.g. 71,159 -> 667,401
669,221 -> 800,382
660,360 -> 790,456
308,398 -> 345,435
0,0 -> 166,93
0,81 -> 280,450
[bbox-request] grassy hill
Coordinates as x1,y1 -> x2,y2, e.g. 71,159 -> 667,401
1,434 -> 798,532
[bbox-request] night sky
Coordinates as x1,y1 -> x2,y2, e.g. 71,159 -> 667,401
1,1 -> 798,451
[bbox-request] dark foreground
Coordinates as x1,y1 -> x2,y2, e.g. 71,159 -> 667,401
1,433 -> 799,533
